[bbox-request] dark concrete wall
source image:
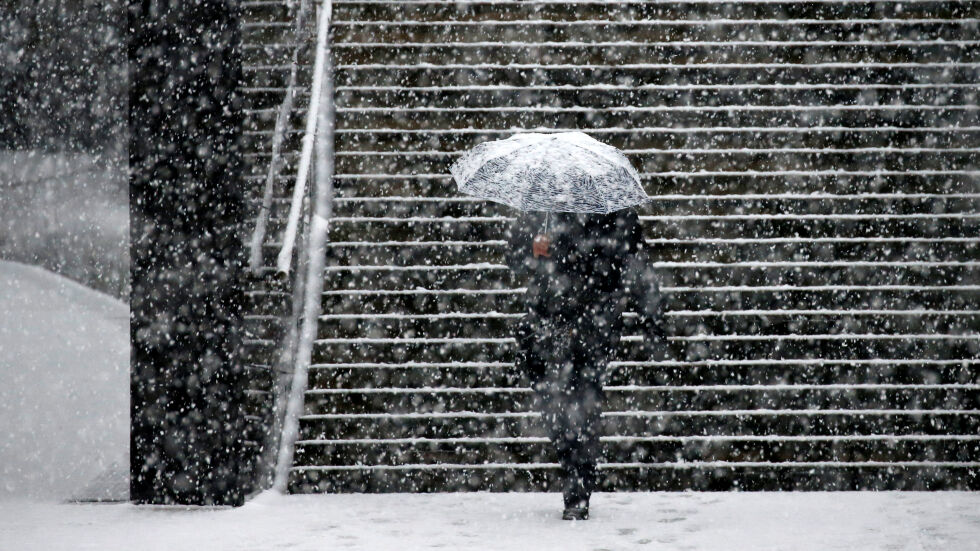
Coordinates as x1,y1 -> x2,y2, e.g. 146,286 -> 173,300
128,0 -> 252,506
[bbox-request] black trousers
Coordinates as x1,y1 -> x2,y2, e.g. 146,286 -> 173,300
515,310 -> 620,502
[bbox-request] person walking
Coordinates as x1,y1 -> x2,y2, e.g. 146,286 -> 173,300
505,208 -> 666,520
449,131 -> 666,520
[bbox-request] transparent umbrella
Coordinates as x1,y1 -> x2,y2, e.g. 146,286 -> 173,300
449,132 -> 649,214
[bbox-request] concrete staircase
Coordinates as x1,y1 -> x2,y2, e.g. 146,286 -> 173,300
243,0 -> 980,492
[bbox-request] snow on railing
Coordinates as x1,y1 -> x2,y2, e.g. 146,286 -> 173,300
276,0 -> 334,276
247,0 -> 311,274
273,0 -> 335,493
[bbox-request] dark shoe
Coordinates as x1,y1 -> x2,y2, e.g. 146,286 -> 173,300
562,489 -> 590,520
562,506 -> 589,521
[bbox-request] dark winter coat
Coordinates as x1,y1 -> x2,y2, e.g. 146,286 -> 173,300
505,208 -> 666,383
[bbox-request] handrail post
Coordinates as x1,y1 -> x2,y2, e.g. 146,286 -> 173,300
272,0 -> 334,494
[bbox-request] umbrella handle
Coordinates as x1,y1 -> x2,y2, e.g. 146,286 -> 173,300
533,234 -> 551,258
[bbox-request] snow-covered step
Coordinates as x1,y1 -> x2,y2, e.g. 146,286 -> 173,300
307,342 -> 978,371
315,271 -> 979,300
295,409 -> 980,442
319,172 -> 980,198
320,193 -> 980,209
293,436 -> 980,471
335,129 -> 980,153
301,385 -> 980,418
334,43 -> 979,67
330,170 -> 980,179
322,242 -> 980,268
336,65 -> 980,89
318,220 -> 978,246
332,146 -> 980,156
331,114 -> 980,138
331,2 -> 973,24
304,358 -> 980,387
333,87 -> 979,111
332,152 -> 980,176
332,18 -> 979,32
318,287 -> 980,319
314,312 -> 980,340
250,172 -> 980,194
288,461 -> 980,492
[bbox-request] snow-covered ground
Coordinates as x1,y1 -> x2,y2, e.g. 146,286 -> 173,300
2,491 -> 979,551
1,264 -> 978,551
0,260 -> 128,501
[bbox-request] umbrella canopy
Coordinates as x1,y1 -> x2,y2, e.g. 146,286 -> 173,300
449,132 -> 649,213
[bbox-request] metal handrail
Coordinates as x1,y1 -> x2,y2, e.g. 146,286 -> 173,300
273,0 -> 334,493
275,0 -> 333,275
247,0 -> 311,274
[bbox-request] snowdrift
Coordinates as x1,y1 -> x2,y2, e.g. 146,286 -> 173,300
0,261 -> 128,501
